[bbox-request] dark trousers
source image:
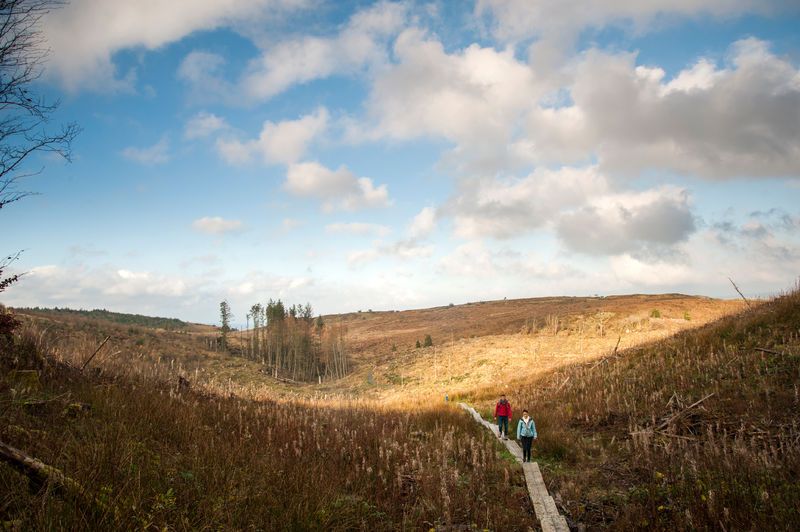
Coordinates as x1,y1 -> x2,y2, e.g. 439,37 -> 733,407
521,436 -> 533,462
497,415 -> 509,436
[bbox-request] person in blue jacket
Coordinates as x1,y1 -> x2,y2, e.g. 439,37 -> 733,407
517,409 -> 537,462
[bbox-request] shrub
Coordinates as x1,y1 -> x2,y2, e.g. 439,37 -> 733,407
650,309 -> 661,318
423,334 -> 433,347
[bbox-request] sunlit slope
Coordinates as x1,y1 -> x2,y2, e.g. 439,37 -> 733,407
469,287 -> 800,529
13,294 -> 742,400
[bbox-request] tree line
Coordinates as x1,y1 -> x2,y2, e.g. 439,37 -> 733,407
218,299 -> 348,382
17,307 -> 188,330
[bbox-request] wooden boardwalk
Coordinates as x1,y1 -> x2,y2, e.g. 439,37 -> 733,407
459,403 -> 570,532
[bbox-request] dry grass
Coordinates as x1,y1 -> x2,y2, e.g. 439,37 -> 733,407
1,324 -> 534,530
332,295 -> 741,403
2,292 -> 766,530
468,287 -> 800,529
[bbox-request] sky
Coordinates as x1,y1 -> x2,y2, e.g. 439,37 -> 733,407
3,0 -> 800,325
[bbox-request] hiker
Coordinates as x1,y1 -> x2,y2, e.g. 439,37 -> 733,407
494,394 -> 512,440
517,409 -> 537,462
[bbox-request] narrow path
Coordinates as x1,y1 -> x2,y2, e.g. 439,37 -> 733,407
459,403 -> 570,532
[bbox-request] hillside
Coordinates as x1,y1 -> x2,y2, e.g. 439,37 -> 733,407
316,294 -> 742,401
5,290 -> 795,530
9,294 -> 742,402
13,307 -> 194,331
0,329 -> 532,530
467,287 -> 800,529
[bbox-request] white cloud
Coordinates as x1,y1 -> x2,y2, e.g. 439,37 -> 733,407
121,137 -> 170,165
0,263 -> 318,323
184,111 -> 229,139
475,0 -> 772,72
555,187 -> 696,256
539,39 -> 800,178
42,0 -> 312,92
408,207 -> 436,239
241,1 -> 407,101
348,239 -> 434,267
216,107 -> 328,165
358,29 -> 800,181
325,222 -> 391,237
285,161 -> 391,212
438,241 -> 581,280
438,241 -> 496,277
362,28 -> 541,176
444,166 -> 607,239
192,216 -> 244,235
609,254 -> 694,286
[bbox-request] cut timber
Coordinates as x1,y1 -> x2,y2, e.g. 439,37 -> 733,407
0,440 -> 102,509
0,440 -> 83,493
459,404 -> 569,532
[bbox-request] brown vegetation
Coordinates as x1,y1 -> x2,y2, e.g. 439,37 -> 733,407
469,287 -> 800,529
0,322 -> 534,530
6,291 -> 782,530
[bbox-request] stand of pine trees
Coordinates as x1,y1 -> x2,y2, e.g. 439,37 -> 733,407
237,299 -> 348,382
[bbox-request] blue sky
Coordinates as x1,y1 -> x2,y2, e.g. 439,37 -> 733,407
3,0 -> 800,324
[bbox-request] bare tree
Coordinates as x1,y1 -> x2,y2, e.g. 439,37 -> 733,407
0,0 -> 80,298
219,300 -> 232,351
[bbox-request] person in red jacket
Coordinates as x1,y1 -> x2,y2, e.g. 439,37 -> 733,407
494,394 -> 512,440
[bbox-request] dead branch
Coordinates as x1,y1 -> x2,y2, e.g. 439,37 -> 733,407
728,277 -> 751,309
80,335 -> 110,371
754,347 -> 786,356
631,393 -> 715,437
554,376 -> 570,393
655,393 -> 714,432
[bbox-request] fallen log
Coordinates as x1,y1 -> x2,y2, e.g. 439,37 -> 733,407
0,440 -> 107,512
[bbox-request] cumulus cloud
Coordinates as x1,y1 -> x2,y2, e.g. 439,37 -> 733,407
184,111 -> 229,139
358,28 -> 800,181
443,166 -> 607,239
42,0 -> 312,92
192,216 -> 244,235
216,107 -> 328,165
555,187 -> 695,256
537,39 -> 800,178
241,1 -> 407,101
325,222 -> 391,237
285,162 -> 391,212
362,28 -> 541,175
121,137 -> 170,165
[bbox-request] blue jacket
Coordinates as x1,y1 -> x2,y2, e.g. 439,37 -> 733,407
517,417 -> 537,438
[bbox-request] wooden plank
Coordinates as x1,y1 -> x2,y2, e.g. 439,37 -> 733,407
459,403 -> 570,531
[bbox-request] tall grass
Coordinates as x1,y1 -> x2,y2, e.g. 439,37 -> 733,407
474,287 -> 800,529
1,320 -> 534,530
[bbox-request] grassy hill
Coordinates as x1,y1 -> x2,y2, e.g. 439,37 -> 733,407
14,307 -> 192,330
0,331 -> 532,530
467,287 -> 800,529
7,291 -> 790,530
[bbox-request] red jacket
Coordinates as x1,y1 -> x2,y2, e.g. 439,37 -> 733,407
495,399 -> 512,418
